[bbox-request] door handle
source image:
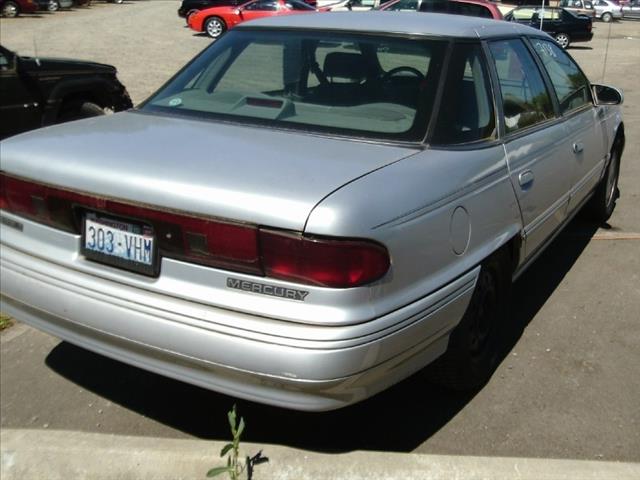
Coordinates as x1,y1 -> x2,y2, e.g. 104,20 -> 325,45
518,170 -> 534,187
572,142 -> 584,154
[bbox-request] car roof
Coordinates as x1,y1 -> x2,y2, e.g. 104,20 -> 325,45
238,11 -> 547,39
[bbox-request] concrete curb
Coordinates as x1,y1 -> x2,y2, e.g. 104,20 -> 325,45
1,429 -> 639,480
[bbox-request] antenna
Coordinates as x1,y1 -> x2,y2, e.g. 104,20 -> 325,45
600,18 -> 613,82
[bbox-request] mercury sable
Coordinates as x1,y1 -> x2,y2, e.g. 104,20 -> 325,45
0,13 -> 625,411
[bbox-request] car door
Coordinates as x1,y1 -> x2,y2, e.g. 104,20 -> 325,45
0,48 -> 41,139
530,38 -> 607,213
488,39 -> 573,259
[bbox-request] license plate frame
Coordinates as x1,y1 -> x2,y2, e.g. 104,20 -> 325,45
81,212 -> 158,277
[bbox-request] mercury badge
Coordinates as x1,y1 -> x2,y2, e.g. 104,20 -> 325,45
226,278 -> 309,302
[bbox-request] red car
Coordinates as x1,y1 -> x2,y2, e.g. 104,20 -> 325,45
380,0 -> 503,19
189,0 -> 317,38
1,0 -> 39,17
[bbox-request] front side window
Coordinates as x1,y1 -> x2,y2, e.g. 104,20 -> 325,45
489,39 -> 554,134
244,0 -> 278,11
531,39 -> 592,114
142,30 -> 447,142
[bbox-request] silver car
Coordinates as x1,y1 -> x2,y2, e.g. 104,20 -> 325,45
0,13 -> 625,411
593,0 -> 623,21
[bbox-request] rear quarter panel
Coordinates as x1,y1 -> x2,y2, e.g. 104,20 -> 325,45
305,144 -> 523,313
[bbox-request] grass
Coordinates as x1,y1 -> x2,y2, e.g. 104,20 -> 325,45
0,313 -> 14,331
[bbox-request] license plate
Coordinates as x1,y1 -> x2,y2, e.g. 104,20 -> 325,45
82,213 -> 156,275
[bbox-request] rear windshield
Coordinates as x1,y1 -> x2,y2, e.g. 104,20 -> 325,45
142,29 -> 447,142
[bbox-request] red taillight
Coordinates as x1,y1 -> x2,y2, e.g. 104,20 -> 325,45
0,173 -> 261,275
260,229 -> 390,288
1,173 -> 390,287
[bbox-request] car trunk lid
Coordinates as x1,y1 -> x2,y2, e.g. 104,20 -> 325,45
0,111 -> 419,231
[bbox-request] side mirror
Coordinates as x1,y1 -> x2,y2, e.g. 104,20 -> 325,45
592,84 -> 623,105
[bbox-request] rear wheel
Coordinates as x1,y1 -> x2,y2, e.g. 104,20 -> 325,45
601,12 -> 613,22
204,16 -> 226,39
555,32 -> 571,49
2,1 -> 20,17
429,250 -> 510,391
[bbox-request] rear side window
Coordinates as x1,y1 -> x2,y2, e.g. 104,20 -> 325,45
488,39 -> 554,134
530,39 -> 592,114
432,43 -> 495,145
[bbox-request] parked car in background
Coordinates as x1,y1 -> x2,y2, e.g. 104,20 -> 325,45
504,6 -> 593,47
0,13 -> 624,411
0,0 -> 38,16
178,0 -> 243,22
380,0 -> 503,19
0,45 -> 132,139
622,0 -> 640,18
188,0 -> 317,38
593,0 -> 623,21
35,0 -> 73,11
558,0 -> 595,17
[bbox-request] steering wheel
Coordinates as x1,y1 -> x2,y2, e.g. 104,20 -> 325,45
381,66 -> 424,82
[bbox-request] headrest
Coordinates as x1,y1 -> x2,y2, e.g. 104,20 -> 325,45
323,52 -> 368,81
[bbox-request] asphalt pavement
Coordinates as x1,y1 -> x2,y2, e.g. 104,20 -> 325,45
1,2 -> 639,476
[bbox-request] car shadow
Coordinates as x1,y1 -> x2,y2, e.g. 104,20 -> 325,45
44,217 -> 599,453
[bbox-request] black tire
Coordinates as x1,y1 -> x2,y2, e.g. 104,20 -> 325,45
601,12 -> 613,22
429,250 -> 510,391
204,16 -> 226,39
586,147 -> 621,223
555,32 -> 571,49
58,101 -> 105,122
1,1 -> 20,17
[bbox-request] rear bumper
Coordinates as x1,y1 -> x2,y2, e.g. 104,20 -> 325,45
0,214 -> 477,411
573,31 -> 594,42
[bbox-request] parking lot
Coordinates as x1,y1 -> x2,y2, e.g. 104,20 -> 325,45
1,1 -> 639,464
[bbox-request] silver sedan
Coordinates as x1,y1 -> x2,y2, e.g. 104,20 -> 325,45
0,12 -> 625,411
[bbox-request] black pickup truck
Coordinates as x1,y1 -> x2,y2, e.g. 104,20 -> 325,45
0,45 -> 132,139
